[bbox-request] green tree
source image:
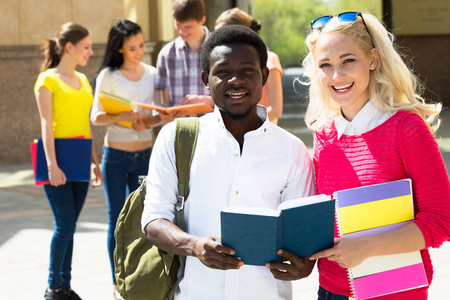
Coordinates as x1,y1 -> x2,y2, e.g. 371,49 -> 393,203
253,0 -> 382,67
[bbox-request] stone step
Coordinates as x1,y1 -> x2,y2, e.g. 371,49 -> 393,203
277,68 -> 311,139
280,112 -> 305,119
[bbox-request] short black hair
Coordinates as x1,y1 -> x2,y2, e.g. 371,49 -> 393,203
201,25 -> 267,75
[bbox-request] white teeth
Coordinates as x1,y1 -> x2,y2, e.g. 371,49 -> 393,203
334,83 -> 353,92
228,92 -> 246,99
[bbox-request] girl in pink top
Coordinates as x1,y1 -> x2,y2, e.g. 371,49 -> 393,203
301,12 -> 450,299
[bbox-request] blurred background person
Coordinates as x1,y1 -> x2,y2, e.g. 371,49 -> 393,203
34,22 -> 103,300
155,0 -> 213,108
90,19 -> 174,300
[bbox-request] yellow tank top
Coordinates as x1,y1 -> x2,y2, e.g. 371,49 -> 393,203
34,69 -> 93,138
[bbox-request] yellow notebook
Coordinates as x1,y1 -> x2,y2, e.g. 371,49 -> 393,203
98,91 -> 135,128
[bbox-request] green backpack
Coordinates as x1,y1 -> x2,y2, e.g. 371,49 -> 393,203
114,117 -> 199,300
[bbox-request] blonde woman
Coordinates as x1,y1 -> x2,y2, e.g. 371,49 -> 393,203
302,12 -> 450,299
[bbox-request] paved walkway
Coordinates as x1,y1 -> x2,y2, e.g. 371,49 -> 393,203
1,109 -> 450,299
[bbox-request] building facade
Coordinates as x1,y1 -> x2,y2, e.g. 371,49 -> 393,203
0,0 -> 251,162
1,0 -> 448,163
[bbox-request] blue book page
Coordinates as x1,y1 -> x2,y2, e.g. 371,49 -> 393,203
220,208 -> 282,266
280,195 -> 335,257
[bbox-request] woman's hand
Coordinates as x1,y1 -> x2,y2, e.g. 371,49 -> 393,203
48,165 -> 67,187
309,238 -> 370,268
131,119 -> 147,131
91,164 -> 103,188
120,111 -> 139,123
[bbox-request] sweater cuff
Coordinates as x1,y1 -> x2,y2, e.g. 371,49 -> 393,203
413,219 -> 433,248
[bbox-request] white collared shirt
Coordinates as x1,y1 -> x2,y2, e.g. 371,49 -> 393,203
142,105 -> 315,300
335,101 -> 395,139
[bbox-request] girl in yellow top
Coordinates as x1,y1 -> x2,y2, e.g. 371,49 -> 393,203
34,22 -> 103,300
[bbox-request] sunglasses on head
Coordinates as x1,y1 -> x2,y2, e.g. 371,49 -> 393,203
310,12 -> 374,47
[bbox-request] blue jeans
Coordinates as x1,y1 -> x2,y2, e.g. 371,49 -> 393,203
101,146 -> 151,285
44,181 -> 89,290
318,286 -> 349,300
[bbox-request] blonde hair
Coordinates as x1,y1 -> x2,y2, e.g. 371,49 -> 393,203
302,13 -> 441,133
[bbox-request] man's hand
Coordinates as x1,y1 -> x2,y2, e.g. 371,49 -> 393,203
158,111 -> 178,124
193,236 -> 244,270
179,94 -> 214,107
266,249 -> 315,281
145,220 -> 243,270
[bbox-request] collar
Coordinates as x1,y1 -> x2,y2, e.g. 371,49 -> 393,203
335,101 -> 379,139
175,26 -> 210,51
212,104 -> 270,135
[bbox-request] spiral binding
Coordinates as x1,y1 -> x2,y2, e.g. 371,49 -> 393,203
336,194 -> 359,299
334,193 -> 343,237
347,268 -> 359,299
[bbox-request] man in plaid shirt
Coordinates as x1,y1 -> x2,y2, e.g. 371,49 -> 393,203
155,0 -> 213,109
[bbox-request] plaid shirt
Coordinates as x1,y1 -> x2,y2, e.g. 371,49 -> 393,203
155,27 -> 211,105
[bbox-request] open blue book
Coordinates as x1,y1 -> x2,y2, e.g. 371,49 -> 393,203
220,194 -> 335,266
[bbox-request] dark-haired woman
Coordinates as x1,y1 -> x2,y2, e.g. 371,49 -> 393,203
90,19 -> 174,299
34,22 -> 103,300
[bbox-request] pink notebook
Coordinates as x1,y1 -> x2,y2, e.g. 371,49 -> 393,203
335,179 -> 428,299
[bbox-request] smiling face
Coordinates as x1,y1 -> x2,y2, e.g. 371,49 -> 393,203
68,35 -> 93,66
120,32 -> 146,66
314,33 -> 378,120
174,17 -> 205,45
202,43 -> 268,121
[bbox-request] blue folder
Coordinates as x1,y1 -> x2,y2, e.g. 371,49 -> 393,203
35,138 -> 92,182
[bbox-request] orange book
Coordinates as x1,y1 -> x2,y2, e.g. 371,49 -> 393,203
133,102 -> 213,116
99,91 -> 213,120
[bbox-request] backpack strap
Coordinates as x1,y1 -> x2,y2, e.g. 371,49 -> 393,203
174,117 -> 199,231
165,117 -> 198,300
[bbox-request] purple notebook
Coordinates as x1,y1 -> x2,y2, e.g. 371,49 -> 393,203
334,179 -> 428,299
